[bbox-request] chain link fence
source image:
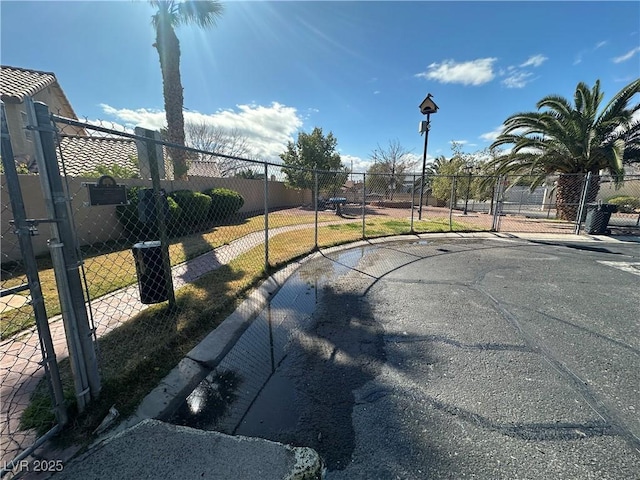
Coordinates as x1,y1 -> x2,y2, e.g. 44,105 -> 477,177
1,173 -> 63,471
2,105 -> 640,473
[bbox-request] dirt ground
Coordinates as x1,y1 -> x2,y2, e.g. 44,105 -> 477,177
317,203 -> 640,236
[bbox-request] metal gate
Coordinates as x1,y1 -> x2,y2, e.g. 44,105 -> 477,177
1,100 -> 100,477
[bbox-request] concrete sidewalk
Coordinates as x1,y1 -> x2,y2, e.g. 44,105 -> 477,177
51,420 -> 322,480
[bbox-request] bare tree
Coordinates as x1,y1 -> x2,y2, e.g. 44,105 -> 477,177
367,139 -> 416,200
185,120 -> 254,177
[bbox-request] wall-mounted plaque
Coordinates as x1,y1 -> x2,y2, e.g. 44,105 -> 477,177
87,175 -> 128,206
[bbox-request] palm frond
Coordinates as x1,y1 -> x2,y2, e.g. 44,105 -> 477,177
597,78 -> 640,124
537,95 -> 573,117
490,78 -> 640,183
176,0 -> 224,28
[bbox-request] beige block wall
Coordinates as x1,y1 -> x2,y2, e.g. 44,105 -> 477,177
1,175 -> 312,263
596,179 -> 640,202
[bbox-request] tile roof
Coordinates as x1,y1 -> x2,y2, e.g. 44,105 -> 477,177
57,135 -> 140,177
56,135 -> 218,178
0,65 -> 57,102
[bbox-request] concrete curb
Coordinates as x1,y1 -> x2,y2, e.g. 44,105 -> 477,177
107,254 -> 324,439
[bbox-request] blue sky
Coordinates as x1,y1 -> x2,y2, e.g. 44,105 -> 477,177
2,1 -> 639,171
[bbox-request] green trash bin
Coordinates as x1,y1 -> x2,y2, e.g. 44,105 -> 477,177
584,203 -> 618,234
132,241 -> 169,304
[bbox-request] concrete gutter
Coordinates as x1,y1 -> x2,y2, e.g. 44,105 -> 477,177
110,258 -> 316,436
50,257 -> 326,480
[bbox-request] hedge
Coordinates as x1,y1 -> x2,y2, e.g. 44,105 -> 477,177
115,186 -> 181,241
202,188 -> 244,221
605,196 -> 640,214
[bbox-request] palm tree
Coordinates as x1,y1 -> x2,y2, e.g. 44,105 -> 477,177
489,79 -> 640,220
150,0 -> 223,180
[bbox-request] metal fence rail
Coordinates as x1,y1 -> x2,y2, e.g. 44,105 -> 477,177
1,106 -> 639,472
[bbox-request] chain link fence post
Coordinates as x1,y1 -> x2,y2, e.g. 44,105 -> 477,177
449,175 -> 457,231
410,174 -> 416,233
27,99 -> 101,407
314,170 -> 318,249
1,103 -> 68,474
264,162 -> 269,272
491,175 -> 505,231
574,172 -> 592,235
362,173 -> 366,239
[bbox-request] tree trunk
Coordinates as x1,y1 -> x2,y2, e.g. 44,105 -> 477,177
555,173 -> 600,221
156,19 -> 189,180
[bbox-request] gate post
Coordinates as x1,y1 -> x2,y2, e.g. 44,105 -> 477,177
491,175 -> 505,231
135,128 -> 176,308
574,172 -> 592,235
26,99 -> 101,409
1,103 -> 68,425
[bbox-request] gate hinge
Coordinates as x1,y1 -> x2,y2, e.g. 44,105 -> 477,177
9,218 -> 58,236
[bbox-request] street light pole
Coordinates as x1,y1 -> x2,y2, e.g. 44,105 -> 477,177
418,93 -> 438,221
418,113 -> 430,220
463,166 -> 472,215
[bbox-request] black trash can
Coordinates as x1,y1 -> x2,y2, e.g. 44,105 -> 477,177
584,203 -> 618,234
132,241 -> 169,304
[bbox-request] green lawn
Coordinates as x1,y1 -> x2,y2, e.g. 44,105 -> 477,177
0,212 -> 337,339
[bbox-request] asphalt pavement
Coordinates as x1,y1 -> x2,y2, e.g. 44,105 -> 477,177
49,233 -> 640,480
172,234 -> 640,479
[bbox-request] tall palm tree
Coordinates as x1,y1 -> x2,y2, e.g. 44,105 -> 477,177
489,78 -> 640,220
150,0 -> 223,179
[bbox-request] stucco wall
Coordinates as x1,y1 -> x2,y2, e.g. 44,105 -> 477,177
4,89 -> 84,163
1,175 -> 312,263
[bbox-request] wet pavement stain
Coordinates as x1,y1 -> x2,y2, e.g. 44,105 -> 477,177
265,288 -> 386,471
170,370 -> 239,430
167,247 -> 383,471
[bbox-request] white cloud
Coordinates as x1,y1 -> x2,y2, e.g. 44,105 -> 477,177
99,102 -> 303,160
99,104 -> 166,130
479,126 -> 504,142
612,46 -> 640,63
520,54 -> 547,68
373,90 -> 381,95
340,154 -> 372,174
595,40 -> 608,49
415,58 -> 497,86
502,71 -> 533,89
340,153 -> 422,174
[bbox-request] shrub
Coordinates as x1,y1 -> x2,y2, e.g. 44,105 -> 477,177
116,186 -> 181,240
168,190 -> 212,225
605,196 -> 640,213
202,188 -> 244,221
81,162 -> 139,179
